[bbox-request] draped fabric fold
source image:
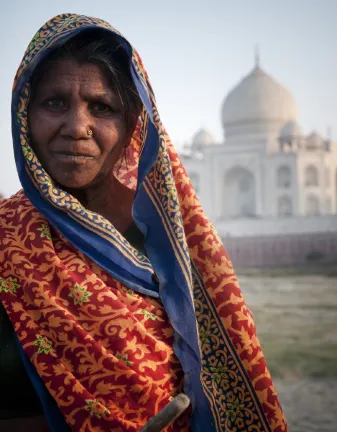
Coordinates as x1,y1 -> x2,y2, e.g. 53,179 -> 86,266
0,14 -> 287,431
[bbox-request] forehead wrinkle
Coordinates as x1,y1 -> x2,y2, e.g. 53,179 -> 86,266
36,68 -> 115,99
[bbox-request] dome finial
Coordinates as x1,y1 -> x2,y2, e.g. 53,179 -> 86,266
254,44 -> 260,68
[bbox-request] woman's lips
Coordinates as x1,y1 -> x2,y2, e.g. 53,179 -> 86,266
52,151 -> 95,163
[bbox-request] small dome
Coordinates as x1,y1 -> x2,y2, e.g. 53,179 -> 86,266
280,121 -> 302,139
221,66 -> 298,138
307,132 -> 324,148
192,129 -> 213,151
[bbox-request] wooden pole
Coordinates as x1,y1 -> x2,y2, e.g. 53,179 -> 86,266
140,394 -> 190,432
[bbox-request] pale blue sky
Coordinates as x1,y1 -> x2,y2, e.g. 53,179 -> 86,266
1,0 -> 337,195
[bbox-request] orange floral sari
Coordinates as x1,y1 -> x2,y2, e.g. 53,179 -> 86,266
0,13 -> 287,432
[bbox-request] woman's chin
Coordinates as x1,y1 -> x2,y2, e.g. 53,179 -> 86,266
52,175 -> 97,191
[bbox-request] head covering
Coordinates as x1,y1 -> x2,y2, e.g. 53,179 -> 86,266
2,13 -> 286,431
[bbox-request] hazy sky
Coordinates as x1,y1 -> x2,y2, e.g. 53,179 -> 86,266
1,0 -> 337,195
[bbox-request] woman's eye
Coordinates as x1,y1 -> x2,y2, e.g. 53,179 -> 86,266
45,98 -> 67,110
90,102 -> 112,114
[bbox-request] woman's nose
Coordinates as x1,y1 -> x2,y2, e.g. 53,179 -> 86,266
61,105 -> 92,140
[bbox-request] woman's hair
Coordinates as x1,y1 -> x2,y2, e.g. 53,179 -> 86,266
30,30 -> 142,130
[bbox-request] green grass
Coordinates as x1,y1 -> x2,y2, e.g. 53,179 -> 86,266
239,275 -> 337,379
258,337 -> 337,379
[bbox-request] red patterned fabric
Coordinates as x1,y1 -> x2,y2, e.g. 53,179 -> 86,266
166,132 -> 286,430
0,191 -> 190,431
0,13 -> 287,432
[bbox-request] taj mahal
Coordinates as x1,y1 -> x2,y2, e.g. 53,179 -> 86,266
181,57 -> 337,266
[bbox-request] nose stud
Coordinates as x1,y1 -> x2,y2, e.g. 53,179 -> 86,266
87,129 -> 93,137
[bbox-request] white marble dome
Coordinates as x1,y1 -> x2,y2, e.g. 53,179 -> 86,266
307,132 -> 324,148
192,128 -> 214,151
222,66 -> 298,138
280,121 -> 302,139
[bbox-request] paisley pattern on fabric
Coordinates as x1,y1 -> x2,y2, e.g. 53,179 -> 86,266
1,13 -> 287,432
165,134 -> 286,430
0,192 -> 190,431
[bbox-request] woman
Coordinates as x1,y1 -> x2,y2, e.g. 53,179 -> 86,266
0,14 -> 287,432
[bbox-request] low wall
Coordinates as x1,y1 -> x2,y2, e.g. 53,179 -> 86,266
222,231 -> 337,267
216,215 -> 337,237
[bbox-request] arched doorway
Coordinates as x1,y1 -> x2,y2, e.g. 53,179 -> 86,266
278,195 -> 293,216
189,172 -> 200,193
223,166 -> 256,218
305,165 -> 319,187
277,165 -> 291,188
306,194 -> 320,216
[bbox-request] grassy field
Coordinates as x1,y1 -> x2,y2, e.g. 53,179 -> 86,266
238,274 -> 337,431
238,274 -> 337,378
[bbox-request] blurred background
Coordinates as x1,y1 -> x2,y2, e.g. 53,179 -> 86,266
1,1 -> 337,430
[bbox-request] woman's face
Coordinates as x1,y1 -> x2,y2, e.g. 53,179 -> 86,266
28,58 -> 132,189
